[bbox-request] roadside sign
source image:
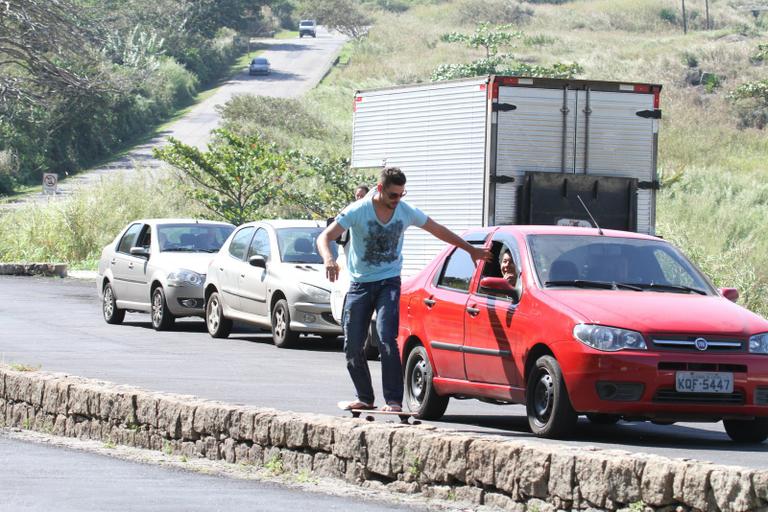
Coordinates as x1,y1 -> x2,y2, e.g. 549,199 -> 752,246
42,173 -> 58,195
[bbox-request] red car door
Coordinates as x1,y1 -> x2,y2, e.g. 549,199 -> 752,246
464,237 -> 526,392
418,247 -> 476,381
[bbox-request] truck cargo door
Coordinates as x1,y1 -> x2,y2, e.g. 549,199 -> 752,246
575,89 -> 658,233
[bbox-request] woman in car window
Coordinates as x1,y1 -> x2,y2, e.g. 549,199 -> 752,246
501,250 -> 518,287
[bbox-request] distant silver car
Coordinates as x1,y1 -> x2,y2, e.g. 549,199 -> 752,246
204,220 -> 342,348
97,219 -> 235,330
249,57 -> 270,75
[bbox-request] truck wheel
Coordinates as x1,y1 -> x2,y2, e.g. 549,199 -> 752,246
206,291 -> 231,339
724,418 -> 768,443
404,345 -> 448,420
587,413 -> 620,425
151,287 -> 175,331
103,283 -> 125,325
271,299 -> 299,348
526,355 -> 577,438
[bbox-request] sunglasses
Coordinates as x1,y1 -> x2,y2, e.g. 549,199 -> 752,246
383,189 -> 407,200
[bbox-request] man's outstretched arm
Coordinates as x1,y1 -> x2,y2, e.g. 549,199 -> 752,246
420,218 -> 493,263
318,221 -> 346,282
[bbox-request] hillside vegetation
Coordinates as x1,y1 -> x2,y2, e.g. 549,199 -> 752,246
226,0 -> 768,313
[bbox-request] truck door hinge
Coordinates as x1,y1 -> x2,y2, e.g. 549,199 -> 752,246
491,175 -> 515,184
636,109 -> 662,119
638,180 -> 661,190
493,103 -> 517,112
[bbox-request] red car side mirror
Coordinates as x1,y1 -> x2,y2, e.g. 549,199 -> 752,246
720,287 -> 739,302
479,277 -> 516,294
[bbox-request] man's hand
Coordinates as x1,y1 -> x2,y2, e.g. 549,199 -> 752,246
325,258 -> 340,282
470,246 -> 493,264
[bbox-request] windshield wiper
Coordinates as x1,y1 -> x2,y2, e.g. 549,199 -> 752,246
627,282 -> 707,295
546,280 -> 644,291
161,248 -> 200,252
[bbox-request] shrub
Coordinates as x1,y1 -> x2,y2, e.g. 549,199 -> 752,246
659,7 -> 677,25
217,95 -> 328,141
0,149 -> 19,195
729,80 -> 768,129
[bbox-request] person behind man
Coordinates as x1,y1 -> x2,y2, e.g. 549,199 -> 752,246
354,184 -> 369,201
317,167 -> 491,412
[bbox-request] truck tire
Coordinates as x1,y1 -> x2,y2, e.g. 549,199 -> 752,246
526,355 -> 577,438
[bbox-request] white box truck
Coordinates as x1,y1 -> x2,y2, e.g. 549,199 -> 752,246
351,75 -> 662,276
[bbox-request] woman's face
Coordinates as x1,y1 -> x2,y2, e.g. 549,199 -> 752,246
501,252 -> 515,275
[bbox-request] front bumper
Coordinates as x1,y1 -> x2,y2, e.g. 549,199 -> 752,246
564,349 -> 768,420
165,285 -> 205,317
289,301 -> 342,334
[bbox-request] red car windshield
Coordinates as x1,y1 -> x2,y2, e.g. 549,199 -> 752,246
527,234 -> 714,295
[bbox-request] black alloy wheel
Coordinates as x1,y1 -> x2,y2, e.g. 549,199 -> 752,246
404,345 -> 448,420
102,283 -> 125,325
151,286 -> 175,331
526,355 -> 577,438
206,291 -> 231,339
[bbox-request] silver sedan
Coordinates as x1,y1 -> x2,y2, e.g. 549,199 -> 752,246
97,219 -> 235,330
204,220 -> 342,348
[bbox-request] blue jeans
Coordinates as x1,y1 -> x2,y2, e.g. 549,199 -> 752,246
342,276 -> 403,406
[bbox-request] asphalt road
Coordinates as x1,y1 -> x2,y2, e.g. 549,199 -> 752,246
3,27 -> 346,209
1,276 -> 767,469
0,434 -> 418,512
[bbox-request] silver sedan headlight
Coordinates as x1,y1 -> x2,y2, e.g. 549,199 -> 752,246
749,333 -> 768,354
167,269 -> 204,287
573,324 -> 647,352
297,282 -> 331,302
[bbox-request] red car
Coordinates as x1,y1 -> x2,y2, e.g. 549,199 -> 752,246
397,226 -> 768,442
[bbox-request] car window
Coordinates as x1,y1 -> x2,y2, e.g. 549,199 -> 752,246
229,227 -> 255,261
276,227 -> 336,264
136,225 -> 151,249
157,223 -> 234,253
117,223 -> 143,254
252,58 -> 268,64
248,228 -> 271,260
437,248 -> 475,293
477,240 -> 520,301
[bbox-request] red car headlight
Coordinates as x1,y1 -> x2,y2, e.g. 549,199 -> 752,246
573,324 -> 647,352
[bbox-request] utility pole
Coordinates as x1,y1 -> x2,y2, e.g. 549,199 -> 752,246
682,0 -> 688,34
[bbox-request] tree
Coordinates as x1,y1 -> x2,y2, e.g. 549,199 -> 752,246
0,0 -> 109,111
301,0 -> 372,39
432,23 -> 581,82
153,130 -> 293,225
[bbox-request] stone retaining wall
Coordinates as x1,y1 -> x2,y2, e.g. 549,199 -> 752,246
1,365 -> 766,512
0,263 -> 67,277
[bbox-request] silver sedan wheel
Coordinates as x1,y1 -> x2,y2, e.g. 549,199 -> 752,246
151,291 -> 163,326
273,308 -> 287,340
103,287 -> 114,318
207,295 -> 221,332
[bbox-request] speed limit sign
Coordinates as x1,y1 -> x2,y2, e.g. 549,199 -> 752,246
42,173 -> 58,195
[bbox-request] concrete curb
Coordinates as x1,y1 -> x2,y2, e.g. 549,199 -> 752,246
1,365 -> 765,512
0,263 -> 67,277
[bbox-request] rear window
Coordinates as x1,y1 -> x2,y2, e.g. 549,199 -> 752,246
300,20 -> 315,26
252,58 -> 268,64
157,223 -> 234,253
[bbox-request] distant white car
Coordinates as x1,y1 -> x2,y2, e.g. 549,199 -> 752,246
299,19 -> 317,38
97,219 -> 235,330
249,57 -> 270,75
204,220 -> 342,348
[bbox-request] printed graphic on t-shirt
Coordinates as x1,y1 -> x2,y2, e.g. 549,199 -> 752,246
363,220 -> 404,265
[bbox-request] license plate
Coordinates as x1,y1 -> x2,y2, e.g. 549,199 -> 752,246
675,371 -> 733,394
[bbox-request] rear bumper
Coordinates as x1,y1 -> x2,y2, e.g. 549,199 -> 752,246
564,350 -> 768,420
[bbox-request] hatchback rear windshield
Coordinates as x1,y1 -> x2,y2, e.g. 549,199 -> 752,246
157,224 -> 234,253
276,227 -> 336,264
527,234 -> 714,294
300,20 -> 314,25
251,58 -> 268,64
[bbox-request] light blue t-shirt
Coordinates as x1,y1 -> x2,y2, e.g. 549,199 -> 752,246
336,195 -> 428,283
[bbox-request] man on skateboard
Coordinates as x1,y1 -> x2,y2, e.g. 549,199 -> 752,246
318,167 -> 491,413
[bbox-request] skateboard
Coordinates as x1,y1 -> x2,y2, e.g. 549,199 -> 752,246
337,401 -> 421,425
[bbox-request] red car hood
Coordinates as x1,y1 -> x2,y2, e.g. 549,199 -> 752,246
543,289 -> 768,336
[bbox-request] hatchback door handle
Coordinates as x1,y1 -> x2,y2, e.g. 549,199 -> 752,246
110,259 -> 116,265
466,306 -> 480,317
128,263 -> 134,270
423,298 -> 436,307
